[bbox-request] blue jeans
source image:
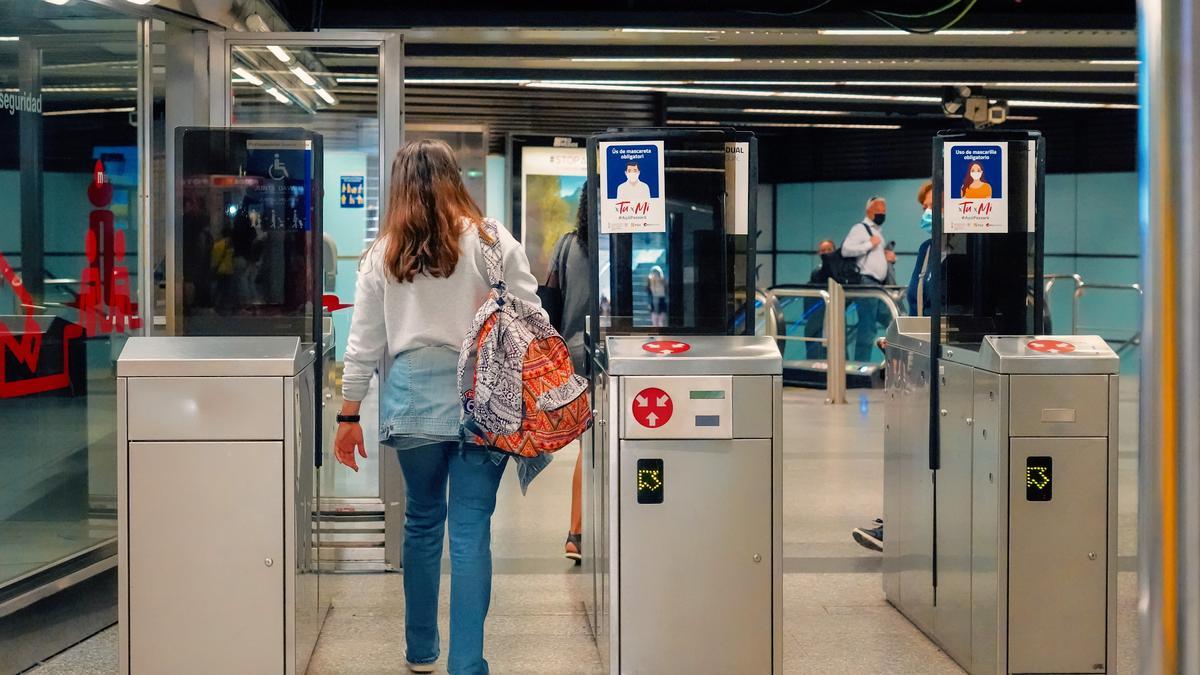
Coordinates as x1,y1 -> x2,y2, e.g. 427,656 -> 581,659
398,442 -> 507,675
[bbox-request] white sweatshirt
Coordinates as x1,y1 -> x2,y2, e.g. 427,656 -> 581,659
341,221 -> 541,402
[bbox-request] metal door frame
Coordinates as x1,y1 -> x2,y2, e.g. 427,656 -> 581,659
208,30 -> 405,568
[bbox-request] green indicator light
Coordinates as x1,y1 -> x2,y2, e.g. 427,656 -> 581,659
689,390 -> 726,400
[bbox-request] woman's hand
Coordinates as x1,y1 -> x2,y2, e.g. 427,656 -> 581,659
334,421 -> 368,472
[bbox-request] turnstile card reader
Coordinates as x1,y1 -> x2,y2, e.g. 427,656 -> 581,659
884,319 -> 1118,674
587,335 -> 782,674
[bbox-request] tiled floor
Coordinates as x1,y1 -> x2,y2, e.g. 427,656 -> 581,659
28,382 -> 1141,674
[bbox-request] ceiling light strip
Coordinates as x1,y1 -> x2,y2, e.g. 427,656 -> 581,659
267,45 -> 292,64
44,106 -> 136,117
817,29 -> 1022,36
669,119 -> 902,130
569,57 -> 741,63
232,67 -> 264,86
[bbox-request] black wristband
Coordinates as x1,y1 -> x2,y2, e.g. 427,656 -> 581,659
336,414 -> 360,424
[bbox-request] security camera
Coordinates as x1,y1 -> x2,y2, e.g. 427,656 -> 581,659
987,100 -> 1009,126
943,85 -> 1010,128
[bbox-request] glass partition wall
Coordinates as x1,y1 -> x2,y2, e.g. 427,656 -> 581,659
0,4 -> 142,591
209,32 -> 402,570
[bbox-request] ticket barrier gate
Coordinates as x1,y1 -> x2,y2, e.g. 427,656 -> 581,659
117,336 -> 326,674
883,318 -> 1118,674
586,335 -> 782,674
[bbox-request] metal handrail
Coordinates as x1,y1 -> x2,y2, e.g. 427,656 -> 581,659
762,286 -> 831,344
764,273 -> 1142,399
1073,281 -> 1144,355
764,281 -> 900,404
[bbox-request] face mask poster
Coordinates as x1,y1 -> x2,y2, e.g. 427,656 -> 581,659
599,140 -> 665,234
944,142 -> 1008,234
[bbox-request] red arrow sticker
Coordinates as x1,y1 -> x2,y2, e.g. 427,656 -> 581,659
1026,339 -> 1076,354
642,340 -> 690,355
632,387 -> 673,429
322,293 -> 353,312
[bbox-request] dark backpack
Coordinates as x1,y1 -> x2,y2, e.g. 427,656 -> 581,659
827,222 -> 872,285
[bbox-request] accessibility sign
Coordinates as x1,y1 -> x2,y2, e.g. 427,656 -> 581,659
632,387 -> 673,429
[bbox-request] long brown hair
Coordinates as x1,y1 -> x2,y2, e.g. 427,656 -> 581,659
380,139 -> 484,283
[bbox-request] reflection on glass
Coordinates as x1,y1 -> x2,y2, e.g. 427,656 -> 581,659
228,44 -> 382,501
592,132 -> 755,340
175,130 -> 320,339
0,9 -> 141,586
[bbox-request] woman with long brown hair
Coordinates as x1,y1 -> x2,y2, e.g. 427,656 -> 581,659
335,139 -> 541,674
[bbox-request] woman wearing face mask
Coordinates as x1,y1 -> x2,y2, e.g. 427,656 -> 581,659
906,180 -> 935,317
960,162 -> 992,199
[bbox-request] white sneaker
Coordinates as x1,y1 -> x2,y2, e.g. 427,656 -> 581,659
408,662 -> 436,673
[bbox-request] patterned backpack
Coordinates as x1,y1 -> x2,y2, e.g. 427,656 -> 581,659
457,218 -> 592,458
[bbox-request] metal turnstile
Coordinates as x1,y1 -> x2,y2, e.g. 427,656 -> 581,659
117,336 -> 326,674
884,318 -> 1118,674
587,335 -> 782,674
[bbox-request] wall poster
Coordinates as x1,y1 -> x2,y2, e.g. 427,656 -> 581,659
520,146 -> 587,282
599,140 -> 665,234
943,141 -> 1008,234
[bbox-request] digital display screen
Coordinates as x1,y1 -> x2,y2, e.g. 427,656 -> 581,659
689,390 -> 726,400
1026,456 -> 1052,501
637,458 -> 664,504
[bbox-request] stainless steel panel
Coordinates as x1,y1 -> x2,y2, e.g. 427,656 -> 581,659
117,336 -> 311,377
935,360 -> 974,668
117,378 -> 130,675
128,441 -> 284,674
941,335 -> 1118,375
897,349 -> 935,635
1009,437 -> 1109,674
886,316 -> 932,353
771,376 -> 783,674
1106,375 -> 1119,674
584,364 -> 608,650
126,376 -> 283,441
621,376 -> 733,440
1009,375 -> 1110,438
970,371 -> 1003,675
882,346 -> 904,604
604,373 -> 618,671
979,335 -> 1119,375
618,439 -> 772,674
732,376 -> 774,439
291,370 -> 322,675
606,335 -> 782,376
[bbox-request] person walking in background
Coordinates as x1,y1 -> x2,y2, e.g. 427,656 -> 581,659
546,191 -> 592,563
804,239 -> 837,360
840,196 -> 890,362
336,140 -> 542,675
646,265 -> 668,327
852,179 -> 938,555
907,180 -> 935,316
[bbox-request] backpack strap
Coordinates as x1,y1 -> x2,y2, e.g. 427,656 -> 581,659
476,218 -> 507,295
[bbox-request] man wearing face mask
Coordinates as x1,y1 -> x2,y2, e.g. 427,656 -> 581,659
616,161 -> 652,203
804,240 -> 837,359
907,180 -> 935,316
840,196 -> 890,362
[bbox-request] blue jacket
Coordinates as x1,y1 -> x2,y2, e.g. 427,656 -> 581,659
907,239 -> 933,316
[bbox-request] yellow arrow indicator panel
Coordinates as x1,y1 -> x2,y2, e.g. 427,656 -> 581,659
1026,456 -> 1052,502
637,458 -> 664,504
